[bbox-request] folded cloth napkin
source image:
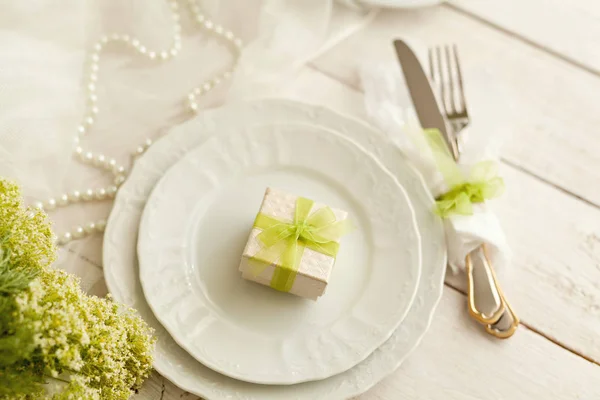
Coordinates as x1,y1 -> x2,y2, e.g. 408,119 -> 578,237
359,62 -> 511,274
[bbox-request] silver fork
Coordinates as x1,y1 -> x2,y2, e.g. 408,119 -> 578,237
428,44 -> 469,154
428,44 -> 519,339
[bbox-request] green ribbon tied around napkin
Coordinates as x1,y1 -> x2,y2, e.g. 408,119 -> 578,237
250,197 -> 353,293
423,129 -> 505,218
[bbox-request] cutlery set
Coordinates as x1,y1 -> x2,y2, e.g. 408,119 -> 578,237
394,40 -> 519,338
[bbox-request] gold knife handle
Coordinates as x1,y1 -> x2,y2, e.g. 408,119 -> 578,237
466,244 -> 507,325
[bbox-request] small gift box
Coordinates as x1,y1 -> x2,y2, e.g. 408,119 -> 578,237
239,188 -> 351,300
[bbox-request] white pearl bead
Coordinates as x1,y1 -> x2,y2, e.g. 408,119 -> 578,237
135,146 -> 145,155
114,175 -> 126,186
85,116 -> 94,125
77,125 -> 86,135
82,189 -> 94,200
94,43 -> 103,52
189,103 -> 199,112
223,71 -> 232,79
160,51 -> 169,60
148,52 -> 157,60
61,232 -> 73,244
88,83 -> 96,92
122,34 -> 131,43
89,73 -> 98,82
73,226 -> 85,239
139,46 -> 147,54
84,222 -> 96,233
58,194 -> 69,206
187,93 -> 195,101
90,64 -> 99,73
90,107 -> 99,115
108,159 -> 117,169
110,33 -> 120,41
145,138 -> 153,147
202,82 -> 212,91
96,219 -> 107,232
45,198 -> 57,210
204,20 -> 214,30
69,190 -> 81,202
170,48 -> 178,56
114,165 -> 126,175
107,186 -> 118,198
94,154 -> 106,167
100,35 -> 109,44
215,25 -> 223,34
74,146 -> 83,156
34,201 -> 44,210
132,39 -> 140,48
84,152 -> 93,162
89,94 -> 98,103
95,188 -> 107,200
90,53 -> 100,63
233,38 -> 243,48
225,31 -> 234,40
196,14 -> 205,23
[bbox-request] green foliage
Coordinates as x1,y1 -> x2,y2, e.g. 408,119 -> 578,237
0,179 -> 155,399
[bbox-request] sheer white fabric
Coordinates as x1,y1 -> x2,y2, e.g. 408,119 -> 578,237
0,0 -> 374,294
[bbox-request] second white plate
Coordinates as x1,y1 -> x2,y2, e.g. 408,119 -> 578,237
138,123 -> 422,384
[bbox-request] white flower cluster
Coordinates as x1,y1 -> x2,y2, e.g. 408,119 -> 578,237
0,178 -> 155,399
14,269 -> 156,399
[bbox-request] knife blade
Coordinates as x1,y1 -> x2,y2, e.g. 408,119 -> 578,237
393,39 -> 458,159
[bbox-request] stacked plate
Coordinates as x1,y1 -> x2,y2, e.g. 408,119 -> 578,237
103,99 -> 446,399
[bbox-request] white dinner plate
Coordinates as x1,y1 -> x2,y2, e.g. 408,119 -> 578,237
138,124 -> 422,384
104,99 -> 446,399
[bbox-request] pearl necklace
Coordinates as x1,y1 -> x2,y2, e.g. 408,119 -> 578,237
34,0 -> 242,246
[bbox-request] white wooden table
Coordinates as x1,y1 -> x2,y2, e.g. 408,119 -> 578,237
46,2 -> 600,399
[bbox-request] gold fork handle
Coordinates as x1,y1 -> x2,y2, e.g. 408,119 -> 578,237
466,244 -> 506,325
485,298 -> 519,339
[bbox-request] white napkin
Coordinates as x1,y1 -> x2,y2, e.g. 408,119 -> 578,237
360,62 -> 511,274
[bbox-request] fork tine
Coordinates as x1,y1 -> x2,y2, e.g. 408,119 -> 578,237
434,46 -> 448,116
428,47 -> 436,83
444,44 -> 456,115
452,44 -> 467,114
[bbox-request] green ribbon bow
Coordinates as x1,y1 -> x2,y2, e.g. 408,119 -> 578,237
250,197 -> 352,293
423,129 -> 505,218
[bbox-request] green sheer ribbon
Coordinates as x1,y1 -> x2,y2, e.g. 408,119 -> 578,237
249,197 -> 353,292
423,129 -> 505,218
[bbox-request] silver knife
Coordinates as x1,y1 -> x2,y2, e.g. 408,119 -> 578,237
393,40 -> 459,160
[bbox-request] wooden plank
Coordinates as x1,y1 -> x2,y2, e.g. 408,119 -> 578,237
444,161 -> 600,362
311,6 -> 600,207
449,0 -> 600,75
355,289 -> 600,400
133,372 -> 199,400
